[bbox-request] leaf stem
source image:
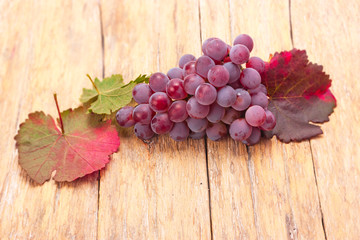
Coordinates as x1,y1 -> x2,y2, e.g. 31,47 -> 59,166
87,74 -> 100,94
54,93 -> 65,134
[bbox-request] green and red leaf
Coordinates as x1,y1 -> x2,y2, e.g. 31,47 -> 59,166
262,49 -> 336,142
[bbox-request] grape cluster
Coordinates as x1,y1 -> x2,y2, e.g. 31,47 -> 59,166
116,34 -> 276,145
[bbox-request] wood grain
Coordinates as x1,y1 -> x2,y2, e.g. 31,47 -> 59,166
97,1 -> 211,239
0,1 -> 102,239
292,0 -> 360,238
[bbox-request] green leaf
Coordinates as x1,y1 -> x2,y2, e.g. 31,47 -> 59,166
80,74 -> 149,115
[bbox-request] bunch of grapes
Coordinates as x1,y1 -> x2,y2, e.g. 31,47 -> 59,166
116,34 -> 276,145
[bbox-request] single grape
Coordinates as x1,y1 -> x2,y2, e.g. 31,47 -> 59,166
168,100 -> 188,122
206,122 -> 227,141
207,65 -> 230,87
184,73 -> 205,95
195,83 -> 217,105
189,130 -> 206,140
170,122 -> 190,141
242,127 -> 261,145
134,123 -> 155,140
246,56 -> 265,74
186,117 -> 208,133
248,84 -> 267,95
166,78 -> 187,100
116,106 -> 135,127
151,113 -> 174,134
216,86 -> 236,107
233,34 -> 254,52
203,38 -> 228,61
167,67 -> 184,79
260,109 -> 276,131
251,92 -> 269,108
221,108 -> 242,125
149,92 -> 171,113
201,37 -> 216,55
195,55 -> 215,78
179,54 -> 196,69
149,72 -> 169,92
132,104 -> 154,124
229,44 -> 250,64
132,83 -> 153,104
232,88 -> 251,111
207,102 -> 225,123
182,60 -> 196,77
229,119 -> 253,141
223,62 -> 241,83
245,105 -> 266,127
239,68 -> 261,89
186,97 -> 210,119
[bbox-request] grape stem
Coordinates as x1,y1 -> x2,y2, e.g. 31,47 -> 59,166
87,74 -> 100,94
53,93 -> 65,134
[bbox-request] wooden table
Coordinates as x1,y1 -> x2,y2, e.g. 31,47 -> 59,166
0,0 -> 359,239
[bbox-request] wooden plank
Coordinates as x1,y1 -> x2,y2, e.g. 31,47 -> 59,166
231,1 -> 325,239
97,0 -> 211,239
201,0 -> 325,239
0,1 -> 102,239
291,0 -> 360,238
198,1 -> 257,239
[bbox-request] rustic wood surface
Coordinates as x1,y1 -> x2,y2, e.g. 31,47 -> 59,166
0,0 -> 359,239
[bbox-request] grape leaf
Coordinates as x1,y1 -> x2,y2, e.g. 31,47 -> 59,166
14,106 -> 120,184
261,49 -> 336,142
80,74 -> 149,115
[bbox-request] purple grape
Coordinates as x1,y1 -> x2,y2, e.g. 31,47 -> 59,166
206,122 -> 227,141
168,100 -> 188,122
132,104 -> 154,124
179,54 -> 197,69
149,92 -> 171,113
221,108 -> 242,125
207,65 -> 230,87
149,72 -> 169,92
232,88 -> 251,111
186,97 -> 210,119
229,119 -> 252,141
223,62 -> 241,83
216,86 -> 236,107
251,92 -> 269,108
116,106 -> 135,127
246,56 -> 265,74
195,55 -> 215,78
207,102 -> 226,123
132,83 -> 153,104
202,37 -> 216,55
245,105 -> 266,127
203,38 -> 228,61
248,84 -> 267,95
183,60 -> 196,77
170,122 -> 190,141
239,68 -> 261,89
167,67 -> 184,79
233,34 -> 254,52
166,78 -> 187,100
229,44 -> 250,64
151,113 -> 174,134
260,110 -> 276,131
186,117 -> 208,133
184,73 -> 205,95
242,127 -> 261,145
134,123 -> 155,140
189,130 -> 206,140
195,83 -> 217,105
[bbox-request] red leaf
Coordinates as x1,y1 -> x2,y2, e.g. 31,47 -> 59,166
15,107 -> 120,184
261,49 -> 336,142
